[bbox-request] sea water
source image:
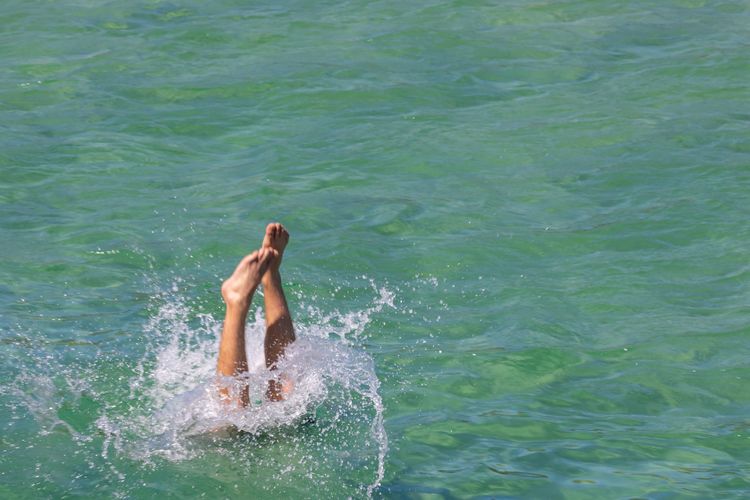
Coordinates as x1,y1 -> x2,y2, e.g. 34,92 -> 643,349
2,0 -> 749,498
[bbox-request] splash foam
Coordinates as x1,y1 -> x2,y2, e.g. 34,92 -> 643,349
101,279 -> 392,496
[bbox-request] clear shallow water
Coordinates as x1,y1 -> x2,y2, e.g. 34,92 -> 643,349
1,0 -> 749,497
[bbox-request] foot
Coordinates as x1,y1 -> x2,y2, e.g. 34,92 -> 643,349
221,247 -> 277,307
261,222 -> 289,277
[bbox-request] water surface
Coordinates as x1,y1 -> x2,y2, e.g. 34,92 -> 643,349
1,0 -> 749,497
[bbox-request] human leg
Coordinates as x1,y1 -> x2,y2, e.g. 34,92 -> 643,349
261,223 -> 296,401
217,247 -> 276,406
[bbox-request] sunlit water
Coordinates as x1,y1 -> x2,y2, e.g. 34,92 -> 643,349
2,0 -> 750,498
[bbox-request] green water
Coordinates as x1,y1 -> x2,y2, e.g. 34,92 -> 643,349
2,0 -> 750,497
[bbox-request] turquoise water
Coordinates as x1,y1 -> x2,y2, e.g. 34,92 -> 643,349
2,0 -> 750,497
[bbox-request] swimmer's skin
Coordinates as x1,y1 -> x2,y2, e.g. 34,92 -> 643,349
217,223 -> 296,406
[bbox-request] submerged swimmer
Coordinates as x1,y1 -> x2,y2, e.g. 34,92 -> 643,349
217,223 -> 295,406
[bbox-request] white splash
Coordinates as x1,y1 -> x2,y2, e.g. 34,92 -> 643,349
101,279 -> 393,496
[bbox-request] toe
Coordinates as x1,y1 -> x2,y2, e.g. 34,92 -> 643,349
263,247 -> 277,262
259,248 -> 275,271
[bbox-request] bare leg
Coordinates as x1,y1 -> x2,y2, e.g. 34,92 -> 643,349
261,223 -> 296,401
217,247 -> 276,407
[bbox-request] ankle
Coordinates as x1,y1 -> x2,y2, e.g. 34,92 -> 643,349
262,269 -> 281,287
223,294 -> 252,313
